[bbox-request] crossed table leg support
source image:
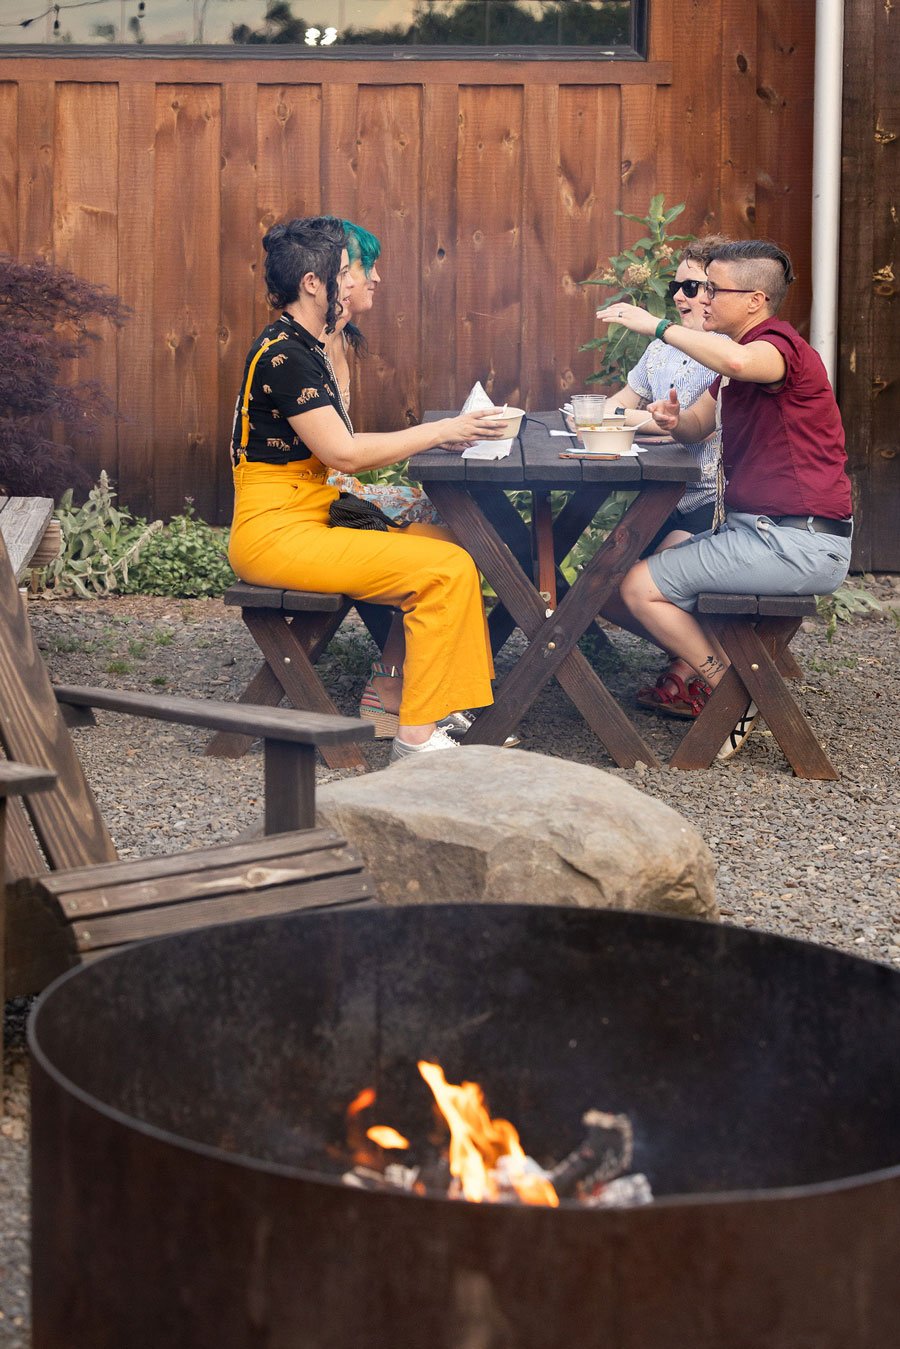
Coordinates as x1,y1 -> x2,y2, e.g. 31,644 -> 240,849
426,480 -> 684,769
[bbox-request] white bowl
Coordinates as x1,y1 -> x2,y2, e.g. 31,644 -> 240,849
579,425 -> 637,456
484,406 -> 525,438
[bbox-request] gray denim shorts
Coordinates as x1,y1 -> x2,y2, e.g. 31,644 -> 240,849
646,511 -> 853,612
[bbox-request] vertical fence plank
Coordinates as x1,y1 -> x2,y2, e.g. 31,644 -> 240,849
557,86 -> 621,393
117,83 -> 156,518
656,0 -> 721,235
320,82 -> 358,222
218,82 -> 258,521
255,84 -> 322,336
755,0 -> 814,328
152,83 -> 221,520
53,83 -> 119,488
720,0 -> 759,238
355,84 -> 422,430
17,80 -> 54,261
520,84 -> 559,408
619,84 -> 659,225
457,85 -> 524,405
0,84 -> 18,254
867,0 -> 900,571
421,83 -> 459,411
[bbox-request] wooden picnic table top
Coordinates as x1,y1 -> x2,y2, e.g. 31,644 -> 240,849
410,410 -> 702,490
0,495 -> 55,579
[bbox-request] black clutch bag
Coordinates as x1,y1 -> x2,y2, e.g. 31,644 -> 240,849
327,492 -> 408,532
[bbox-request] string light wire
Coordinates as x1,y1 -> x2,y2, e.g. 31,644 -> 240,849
0,0 -> 144,29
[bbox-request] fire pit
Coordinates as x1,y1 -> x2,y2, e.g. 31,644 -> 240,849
30,905 -> 900,1348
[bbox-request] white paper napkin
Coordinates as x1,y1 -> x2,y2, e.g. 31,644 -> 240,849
459,382 -> 514,460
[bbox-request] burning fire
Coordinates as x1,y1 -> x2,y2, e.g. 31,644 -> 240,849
418,1061 -> 558,1206
366,1126 -> 410,1150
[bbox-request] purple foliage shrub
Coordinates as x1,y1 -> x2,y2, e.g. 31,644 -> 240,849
0,254 -> 129,499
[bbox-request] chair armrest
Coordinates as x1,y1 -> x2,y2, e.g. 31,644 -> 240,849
0,762 -> 57,797
52,684 -> 373,746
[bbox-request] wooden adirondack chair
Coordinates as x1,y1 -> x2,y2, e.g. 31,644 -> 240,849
0,531 -> 377,1000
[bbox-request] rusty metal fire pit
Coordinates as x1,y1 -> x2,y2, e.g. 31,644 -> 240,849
30,904 -> 900,1348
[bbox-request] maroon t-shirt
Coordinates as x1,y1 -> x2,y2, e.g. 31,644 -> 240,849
710,318 -> 852,519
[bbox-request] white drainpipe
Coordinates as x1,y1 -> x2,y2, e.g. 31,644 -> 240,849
809,0 -> 845,389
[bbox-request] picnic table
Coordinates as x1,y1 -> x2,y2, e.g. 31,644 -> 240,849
0,496 -> 55,579
409,411 -> 701,770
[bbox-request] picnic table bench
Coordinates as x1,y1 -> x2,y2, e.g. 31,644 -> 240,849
671,591 -> 836,779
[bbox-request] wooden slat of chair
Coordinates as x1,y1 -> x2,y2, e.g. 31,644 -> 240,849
69,873 -> 374,951
47,828 -> 358,916
0,534 -> 117,871
0,496 -> 55,579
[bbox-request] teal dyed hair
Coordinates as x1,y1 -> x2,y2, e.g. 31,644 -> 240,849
343,220 -> 381,276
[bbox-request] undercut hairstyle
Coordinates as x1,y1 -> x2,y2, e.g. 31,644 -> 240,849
262,216 -> 346,332
679,233 -> 732,268
342,220 -> 382,355
706,239 -> 796,313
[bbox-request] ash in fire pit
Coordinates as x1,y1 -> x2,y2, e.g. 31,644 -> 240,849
29,905 -> 900,1349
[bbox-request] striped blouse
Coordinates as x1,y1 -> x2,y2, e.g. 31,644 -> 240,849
627,338 -> 721,513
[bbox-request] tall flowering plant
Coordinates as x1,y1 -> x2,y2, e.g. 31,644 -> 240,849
580,195 -> 693,386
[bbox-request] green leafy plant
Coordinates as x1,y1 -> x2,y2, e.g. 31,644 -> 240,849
123,501 -> 235,598
579,194 -> 693,386
817,578 -> 900,642
41,472 -> 162,598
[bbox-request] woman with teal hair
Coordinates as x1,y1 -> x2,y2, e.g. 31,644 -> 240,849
324,220 -> 439,528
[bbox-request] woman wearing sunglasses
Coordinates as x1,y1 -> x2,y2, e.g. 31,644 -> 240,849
591,235 -> 731,720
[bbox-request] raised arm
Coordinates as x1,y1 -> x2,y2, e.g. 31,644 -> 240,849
596,302 -> 786,385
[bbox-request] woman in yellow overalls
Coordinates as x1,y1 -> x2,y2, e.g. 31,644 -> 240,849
229,217 -> 504,763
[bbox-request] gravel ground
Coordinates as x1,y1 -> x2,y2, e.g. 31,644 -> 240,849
2,583 -> 899,1344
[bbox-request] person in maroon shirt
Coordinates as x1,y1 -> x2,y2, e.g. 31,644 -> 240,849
595,239 -> 853,757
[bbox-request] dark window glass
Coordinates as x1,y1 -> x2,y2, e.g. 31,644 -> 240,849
1,0 -> 643,52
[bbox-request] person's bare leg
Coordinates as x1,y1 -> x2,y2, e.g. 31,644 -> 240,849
620,559 -> 730,685
361,614 -> 439,744
599,530 -> 692,655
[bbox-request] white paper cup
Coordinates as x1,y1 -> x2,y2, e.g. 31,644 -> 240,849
484,406 -> 524,438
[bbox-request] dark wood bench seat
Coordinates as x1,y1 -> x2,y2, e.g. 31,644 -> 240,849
207,582 -> 389,769
6,826 -> 374,990
670,591 -> 836,780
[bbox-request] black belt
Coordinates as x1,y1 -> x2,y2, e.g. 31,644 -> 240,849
768,515 -> 853,537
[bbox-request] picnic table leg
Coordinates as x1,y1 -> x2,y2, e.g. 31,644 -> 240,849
428,483 -> 680,768
206,606 -> 353,760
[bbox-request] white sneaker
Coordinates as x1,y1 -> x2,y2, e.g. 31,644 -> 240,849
389,725 -> 460,764
717,702 -> 759,760
437,710 -> 522,749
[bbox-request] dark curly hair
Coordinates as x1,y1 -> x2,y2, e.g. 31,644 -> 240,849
262,216 -> 346,332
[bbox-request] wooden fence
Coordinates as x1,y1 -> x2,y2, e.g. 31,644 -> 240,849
0,0 -> 817,524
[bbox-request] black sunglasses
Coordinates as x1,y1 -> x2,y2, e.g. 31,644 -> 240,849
667,278 -> 704,299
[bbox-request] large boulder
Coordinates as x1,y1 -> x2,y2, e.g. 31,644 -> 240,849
317,747 -> 718,919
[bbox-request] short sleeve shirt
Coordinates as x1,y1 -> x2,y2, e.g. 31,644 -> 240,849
710,318 -> 851,519
230,312 -> 351,466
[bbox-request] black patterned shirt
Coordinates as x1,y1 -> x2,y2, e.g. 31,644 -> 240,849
230,312 -> 352,466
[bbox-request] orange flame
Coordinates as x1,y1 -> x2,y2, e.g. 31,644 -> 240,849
366,1125 -> 410,1150
347,1087 -> 376,1118
418,1061 -> 558,1206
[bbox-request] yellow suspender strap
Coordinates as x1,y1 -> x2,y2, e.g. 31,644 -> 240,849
240,332 -> 288,450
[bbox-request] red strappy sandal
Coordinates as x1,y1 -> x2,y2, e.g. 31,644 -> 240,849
635,671 -> 711,720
